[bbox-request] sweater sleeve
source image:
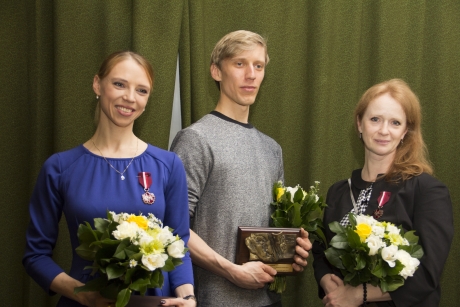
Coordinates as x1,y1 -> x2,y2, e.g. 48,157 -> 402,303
22,154 -> 65,295
170,128 -> 212,218
389,174 -> 453,306
163,153 -> 194,290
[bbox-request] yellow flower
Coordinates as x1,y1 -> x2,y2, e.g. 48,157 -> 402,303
127,215 -> 148,230
355,223 -> 372,242
276,188 -> 285,201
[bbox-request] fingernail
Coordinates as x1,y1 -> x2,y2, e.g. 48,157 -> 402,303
160,300 -> 166,304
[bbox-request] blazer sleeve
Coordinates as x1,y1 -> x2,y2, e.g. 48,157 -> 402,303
390,174 -> 453,306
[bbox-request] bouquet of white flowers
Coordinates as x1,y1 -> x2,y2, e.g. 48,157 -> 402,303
325,213 -> 423,292
269,181 -> 327,293
74,211 -> 187,307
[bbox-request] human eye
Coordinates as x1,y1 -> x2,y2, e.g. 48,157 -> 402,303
392,120 -> 401,126
370,117 -> 379,122
255,63 -> 264,70
113,81 -> 124,87
137,88 -> 149,95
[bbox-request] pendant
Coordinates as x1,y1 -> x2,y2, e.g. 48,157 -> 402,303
121,175 -> 125,180
142,191 -> 156,205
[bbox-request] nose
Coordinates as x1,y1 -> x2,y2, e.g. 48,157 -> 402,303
123,89 -> 136,103
379,122 -> 389,135
245,66 -> 256,80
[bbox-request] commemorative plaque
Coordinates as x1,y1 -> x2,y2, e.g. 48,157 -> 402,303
235,226 -> 301,275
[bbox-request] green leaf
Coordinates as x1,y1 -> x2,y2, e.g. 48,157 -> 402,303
341,253 -> 356,272
113,238 -> 131,259
130,277 -> 150,292
100,282 -> 123,300
386,260 -> 404,276
348,213 -> 357,227
288,202 -> 302,227
384,275 -> 405,292
94,218 -> 111,233
328,221 -> 345,234
162,258 -> 176,272
149,269 -> 163,288
107,263 -> 127,280
293,188 -> 304,203
77,222 -> 100,243
271,216 -> 290,227
75,242 -> 99,261
324,248 -> 346,269
403,230 -> 419,245
347,228 -> 363,250
330,233 -> 349,249
355,253 -> 367,270
116,288 -> 131,307
371,261 -> 384,278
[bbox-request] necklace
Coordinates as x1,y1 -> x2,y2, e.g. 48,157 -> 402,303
91,138 -> 138,180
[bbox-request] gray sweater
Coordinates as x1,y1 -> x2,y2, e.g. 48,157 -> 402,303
171,112 -> 284,306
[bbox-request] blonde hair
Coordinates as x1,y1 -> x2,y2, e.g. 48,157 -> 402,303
210,30 -> 269,68
94,51 -> 154,124
354,79 -> 433,181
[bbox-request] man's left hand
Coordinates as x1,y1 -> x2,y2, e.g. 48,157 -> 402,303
292,228 -> 312,271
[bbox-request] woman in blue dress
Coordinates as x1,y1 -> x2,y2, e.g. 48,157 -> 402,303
23,51 -> 196,307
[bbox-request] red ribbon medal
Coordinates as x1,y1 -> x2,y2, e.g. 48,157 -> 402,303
373,191 -> 391,219
138,172 -> 155,205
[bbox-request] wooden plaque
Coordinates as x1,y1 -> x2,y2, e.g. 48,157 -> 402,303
126,295 -> 175,307
235,226 -> 301,276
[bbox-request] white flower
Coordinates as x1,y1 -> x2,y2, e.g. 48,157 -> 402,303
356,215 -> 375,227
109,211 -> 119,222
286,186 -> 300,202
167,239 -> 186,258
386,224 -> 400,235
381,244 -> 399,267
396,250 -> 420,279
372,224 -> 385,238
142,253 -> 168,271
366,235 -> 385,256
129,259 -> 138,268
138,231 -> 154,246
158,227 -> 175,244
112,221 -> 140,240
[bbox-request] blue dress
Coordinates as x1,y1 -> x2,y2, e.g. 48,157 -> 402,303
23,144 -> 193,306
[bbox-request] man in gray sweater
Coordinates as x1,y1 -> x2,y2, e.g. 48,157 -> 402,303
170,30 -> 311,306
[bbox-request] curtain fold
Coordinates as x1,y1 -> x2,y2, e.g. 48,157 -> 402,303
1,1 -> 459,306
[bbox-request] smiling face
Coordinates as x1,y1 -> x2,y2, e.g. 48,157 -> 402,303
357,93 -> 408,161
93,58 -> 151,128
211,44 -> 266,109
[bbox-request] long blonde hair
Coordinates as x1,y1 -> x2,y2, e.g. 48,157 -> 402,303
354,79 -> 433,181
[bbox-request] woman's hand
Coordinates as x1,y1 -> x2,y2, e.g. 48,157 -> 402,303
321,275 -> 362,307
75,291 -> 115,307
160,297 -> 196,307
320,274 -> 340,295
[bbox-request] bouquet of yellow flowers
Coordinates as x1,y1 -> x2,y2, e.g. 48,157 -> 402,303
325,213 -> 423,292
269,181 -> 327,293
74,211 -> 187,307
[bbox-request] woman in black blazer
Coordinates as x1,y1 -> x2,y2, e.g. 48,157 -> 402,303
313,79 -> 453,307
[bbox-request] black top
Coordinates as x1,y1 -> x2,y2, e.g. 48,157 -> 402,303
312,169 -> 453,307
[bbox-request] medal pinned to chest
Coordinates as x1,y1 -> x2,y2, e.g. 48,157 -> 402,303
373,191 -> 391,219
138,172 -> 155,205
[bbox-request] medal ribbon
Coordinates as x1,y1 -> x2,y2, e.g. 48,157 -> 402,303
377,191 -> 391,208
138,172 -> 152,191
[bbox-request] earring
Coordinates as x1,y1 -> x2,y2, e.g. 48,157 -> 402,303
96,95 -> 99,100
359,133 -> 362,139
400,139 -> 404,145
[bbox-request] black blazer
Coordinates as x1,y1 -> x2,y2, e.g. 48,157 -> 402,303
312,169 -> 453,307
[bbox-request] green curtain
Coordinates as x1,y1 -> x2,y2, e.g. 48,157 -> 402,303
1,1 -> 459,306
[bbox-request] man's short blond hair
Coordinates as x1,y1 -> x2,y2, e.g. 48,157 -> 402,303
210,30 -> 269,68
